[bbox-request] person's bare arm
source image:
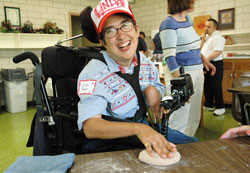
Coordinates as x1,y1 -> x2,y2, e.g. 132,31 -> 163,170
220,125 -> 250,139
84,116 -> 139,139
145,85 -> 167,123
171,70 -> 180,78
83,116 -> 176,158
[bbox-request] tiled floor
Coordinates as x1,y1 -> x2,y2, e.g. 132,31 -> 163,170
0,106 -> 238,172
196,108 -> 239,141
0,107 -> 34,172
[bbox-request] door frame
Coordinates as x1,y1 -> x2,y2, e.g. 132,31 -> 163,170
68,12 -> 80,46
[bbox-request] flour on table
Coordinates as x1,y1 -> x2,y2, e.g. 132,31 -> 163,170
138,150 -> 181,166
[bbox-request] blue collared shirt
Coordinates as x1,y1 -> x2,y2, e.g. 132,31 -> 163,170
77,51 -> 166,129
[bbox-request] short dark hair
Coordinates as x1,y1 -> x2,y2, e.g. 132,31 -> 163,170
208,18 -> 218,30
140,31 -> 145,38
168,0 -> 194,14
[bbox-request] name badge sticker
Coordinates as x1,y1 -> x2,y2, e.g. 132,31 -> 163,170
78,80 -> 97,95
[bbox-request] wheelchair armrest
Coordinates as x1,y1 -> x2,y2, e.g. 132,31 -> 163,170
69,111 -> 78,118
56,109 -> 84,135
56,110 -> 78,121
73,129 -> 84,135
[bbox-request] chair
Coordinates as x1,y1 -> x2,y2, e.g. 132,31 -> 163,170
231,73 -> 250,124
228,87 -> 250,125
237,93 -> 250,125
12,46 -> 99,155
14,45 -> 145,156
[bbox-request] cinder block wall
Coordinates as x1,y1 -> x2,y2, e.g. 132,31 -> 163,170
130,0 -> 167,50
0,0 -> 99,104
0,0 -> 99,37
131,0 -> 250,49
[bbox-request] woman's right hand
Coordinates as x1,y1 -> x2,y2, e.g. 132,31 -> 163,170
135,123 -> 177,159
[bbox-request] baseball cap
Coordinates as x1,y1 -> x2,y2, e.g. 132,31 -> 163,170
91,0 -> 136,37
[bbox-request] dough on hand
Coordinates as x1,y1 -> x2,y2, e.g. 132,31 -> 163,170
138,150 -> 181,166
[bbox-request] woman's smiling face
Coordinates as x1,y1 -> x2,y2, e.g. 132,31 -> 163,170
99,14 -> 139,66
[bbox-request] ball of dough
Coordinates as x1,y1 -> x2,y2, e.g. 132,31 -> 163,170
138,149 -> 181,166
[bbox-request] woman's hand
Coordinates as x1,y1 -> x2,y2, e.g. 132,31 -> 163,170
135,123 -> 177,159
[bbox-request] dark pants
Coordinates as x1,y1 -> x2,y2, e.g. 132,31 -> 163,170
81,127 -> 198,154
80,116 -> 198,154
204,60 -> 224,109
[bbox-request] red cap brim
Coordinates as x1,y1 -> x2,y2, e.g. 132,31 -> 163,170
98,10 -> 136,34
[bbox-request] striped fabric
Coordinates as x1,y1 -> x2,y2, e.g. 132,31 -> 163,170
160,16 -> 202,72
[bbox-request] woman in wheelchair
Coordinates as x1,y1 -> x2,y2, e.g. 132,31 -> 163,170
77,0 -> 198,159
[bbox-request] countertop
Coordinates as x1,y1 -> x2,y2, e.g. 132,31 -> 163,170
224,56 -> 250,59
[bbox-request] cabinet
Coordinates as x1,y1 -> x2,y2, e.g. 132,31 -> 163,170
220,30 -> 250,104
222,59 -> 250,104
221,31 -> 250,58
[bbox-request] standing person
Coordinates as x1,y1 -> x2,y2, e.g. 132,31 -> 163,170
159,0 -> 215,136
138,31 -> 148,57
78,0 -> 198,158
140,31 -> 146,39
201,19 -> 226,116
152,31 -> 171,90
151,31 -> 172,93
152,32 -> 163,62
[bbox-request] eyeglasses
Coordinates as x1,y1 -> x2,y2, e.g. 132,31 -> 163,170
102,21 -> 135,38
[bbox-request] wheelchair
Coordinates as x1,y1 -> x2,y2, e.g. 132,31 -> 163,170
13,39 -> 147,156
231,74 -> 250,125
12,44 -> 87,155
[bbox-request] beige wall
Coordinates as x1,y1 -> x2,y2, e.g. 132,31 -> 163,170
1,0 -> 250,43
131,0 -> 250,49
1,0 -> 249,48
130,0 -> 167,49
191,0 -> 250,33
0,0 -> 99,104
132,0 -> 250,34
0,0 -> 99,37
